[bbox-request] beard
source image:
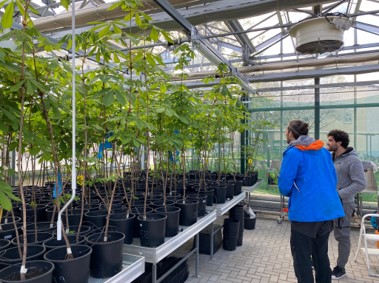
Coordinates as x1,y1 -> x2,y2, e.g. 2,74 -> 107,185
328,144 -> 337,152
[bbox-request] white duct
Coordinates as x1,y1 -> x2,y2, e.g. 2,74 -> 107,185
171,52 -> 379,81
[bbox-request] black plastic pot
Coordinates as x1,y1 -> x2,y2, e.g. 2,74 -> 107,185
84,210 -> 107,228
223,218 -> 240,251
65,208 -> 89,226
44,245 -> 92,283
138,213 -> 167,247
226,181 -> 235,200
234,180 -> 242,195
0,216 -> 21,224
244,217 -> 256,230
214,185 -> 227,204
11,231 -> 53,246
186,194 -> 206,217
0,244 -> 46,265
109,213 -> 136,244
21,204 -> 48,222
229,204 -> 244,246
175,200 -> 198,226
0,260 -> 54,283
42,234 -> 86,251
24,221 -> 56,233
155,206 -> 181,237
0,222 -> 21,240
0,239 -> 11,251
86,231 -> 125,278
204,189 -> 214,206
63,224 -> 93,237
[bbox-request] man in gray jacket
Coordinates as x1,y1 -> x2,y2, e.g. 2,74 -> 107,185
327,130 -> 366,280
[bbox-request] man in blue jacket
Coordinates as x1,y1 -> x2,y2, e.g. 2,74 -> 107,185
279,120 -> 345,283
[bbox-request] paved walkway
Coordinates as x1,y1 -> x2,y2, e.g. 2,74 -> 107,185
185,217 -> 379,283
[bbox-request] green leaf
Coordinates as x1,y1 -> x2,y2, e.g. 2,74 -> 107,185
221,85 -> 231,97
150,28 -> 159,42
0,191 -> 12,211
60,0 -> 70,10
160,83 -> 167,93
1,1 -> 14,29
98,25 -> 110,38
102,92 -> 114,106
115,92 -> 126,105
0,179 -> 20,211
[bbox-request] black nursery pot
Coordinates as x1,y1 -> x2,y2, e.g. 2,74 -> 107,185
43,234 -> 86,251
186,194 -> 206,217
11,231 -> 53,246
214,185 -> 227,204
0,222 -> 22,240
223,218 -> 240,251
0,260 -> 54,283
0,239 -> 11,251
175,200 -> 199,226
44,245 -> 92,283
155,206 -> 181,237
84,210 -> 107,228
138,213 -> 167,247
86,231 -> 125,278
109,213 -> 136,244
25,221 -> 56,233
0,245 -> 46,266
234,180 -> 242,195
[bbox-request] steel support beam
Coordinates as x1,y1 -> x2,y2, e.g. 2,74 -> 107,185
225,20 -> 256,53
154,0 -> 255,93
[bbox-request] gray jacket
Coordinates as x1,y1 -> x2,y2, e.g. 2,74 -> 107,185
333,147 -> 366,204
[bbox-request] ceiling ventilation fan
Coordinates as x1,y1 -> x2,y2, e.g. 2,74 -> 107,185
289,12 -> 352,54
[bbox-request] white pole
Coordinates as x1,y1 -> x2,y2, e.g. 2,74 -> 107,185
57,1 -> 76,240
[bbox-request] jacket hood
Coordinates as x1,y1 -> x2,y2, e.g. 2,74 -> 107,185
288,135 -> 324,151
333,147 -> 357,159
341,147 -> 355,156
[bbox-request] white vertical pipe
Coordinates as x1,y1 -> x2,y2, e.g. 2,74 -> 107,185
57,1 -> 76,240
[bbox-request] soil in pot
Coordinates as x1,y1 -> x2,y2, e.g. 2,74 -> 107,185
0,245 -> 46,266
0,260 -> 54,283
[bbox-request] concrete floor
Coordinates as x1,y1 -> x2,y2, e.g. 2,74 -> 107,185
185,217 -> 379,283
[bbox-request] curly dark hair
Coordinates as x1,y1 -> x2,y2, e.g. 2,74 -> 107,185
288,120 -> 309,139
327,129 -> 350,148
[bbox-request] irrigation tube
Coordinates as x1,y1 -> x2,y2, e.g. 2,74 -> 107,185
57,1 -> 77,240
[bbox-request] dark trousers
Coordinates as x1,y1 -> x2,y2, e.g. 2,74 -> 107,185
290,222 -> 332,283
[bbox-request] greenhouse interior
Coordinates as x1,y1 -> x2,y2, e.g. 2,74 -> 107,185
0,0 -> 379,282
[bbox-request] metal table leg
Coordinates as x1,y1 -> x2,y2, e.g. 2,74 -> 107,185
210,222 -> 214,259
195,233 -> 199,277
152,263 -> 157,283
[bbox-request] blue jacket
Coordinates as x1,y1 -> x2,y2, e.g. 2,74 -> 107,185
278,136 -> 345,222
